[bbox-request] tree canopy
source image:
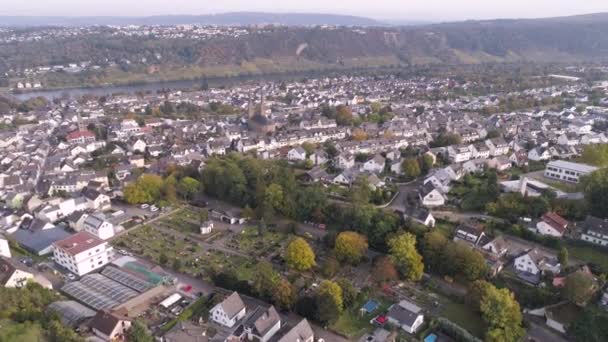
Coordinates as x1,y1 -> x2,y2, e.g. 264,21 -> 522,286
388,233 -> 424,281
334,231 -> 368,264
285,237 -> 316,271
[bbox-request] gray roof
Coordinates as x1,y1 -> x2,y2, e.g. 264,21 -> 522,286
220,292 -> 246,319
11,227 -> 71,254
386,300 -> 422,327
47,300 -> 96,328
277,318 -> 314,342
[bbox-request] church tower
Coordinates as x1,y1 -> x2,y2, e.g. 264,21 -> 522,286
248,91 -> 255,119
259,87 -> 266,118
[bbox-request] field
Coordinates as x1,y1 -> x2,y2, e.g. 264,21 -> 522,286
225,227 -> 287,257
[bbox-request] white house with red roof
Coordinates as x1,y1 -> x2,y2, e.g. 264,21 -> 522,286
66,130 -> 96,145
52,232 -> 113,276
535,212 -> 568,237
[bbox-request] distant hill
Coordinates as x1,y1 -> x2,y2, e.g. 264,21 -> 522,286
2,12 -> 608,88
0,12 -> 386,27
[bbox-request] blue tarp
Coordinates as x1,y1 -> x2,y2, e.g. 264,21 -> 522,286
361,299 -> 379,313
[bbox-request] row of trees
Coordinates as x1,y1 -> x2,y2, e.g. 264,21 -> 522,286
422,231 -> 488,281
123,173 -> 201,206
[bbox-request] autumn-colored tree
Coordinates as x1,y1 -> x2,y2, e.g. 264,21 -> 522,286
563,271 -> 597,305
334,231 -> 368,264
352,128 -> 368,141
316,280 -> 344,324
285,237 -> 316,271
335,105 -> 353,126
273,278 -> 297,310
388,233 -> 424,281
372,256 -> 399,284
480,286 -> 525,342
177,176 -> 201,200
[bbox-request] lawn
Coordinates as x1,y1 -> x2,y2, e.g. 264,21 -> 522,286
439,301 -> 486,338
0,320 -> 46,342
435,220 -> 456,238
330,297 -> 391,339
566,243 -> 608,272
199,250 -> 256,281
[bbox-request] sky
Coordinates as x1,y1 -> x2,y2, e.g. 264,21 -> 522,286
1,0 -> 607,22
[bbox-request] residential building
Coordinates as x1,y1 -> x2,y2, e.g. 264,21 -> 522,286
277,318 -> 314,342
90,309 -> 132,342
83,213 -> 115,240
418,182 -> 445,208
52,232 -> 113,276
535,212 -> 568,237
514,249 -> 561,276
580,216 -> 608,246
234,305 -> 282,342
386,300 -> 424,334
209,292 -> 247,328
0,236 -> 10,258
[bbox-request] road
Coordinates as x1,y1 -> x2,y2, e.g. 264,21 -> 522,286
388,179 -> 423,212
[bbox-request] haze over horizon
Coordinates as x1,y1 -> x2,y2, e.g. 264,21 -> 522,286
1,0 -> 607,22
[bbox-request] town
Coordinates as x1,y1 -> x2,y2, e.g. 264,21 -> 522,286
2,62 -> 608,342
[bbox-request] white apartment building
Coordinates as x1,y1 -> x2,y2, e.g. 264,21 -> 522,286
83,213 -> 115,240
52,232 -> 113,276
544,160 -> 599,184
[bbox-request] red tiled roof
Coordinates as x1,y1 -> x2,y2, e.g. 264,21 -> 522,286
542,212 -> 569,234
53,231 -> 104,256
66,130 -> 96,140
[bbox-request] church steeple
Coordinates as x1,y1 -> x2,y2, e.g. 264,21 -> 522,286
259,87 -> 266,118
248,91 -> 255,119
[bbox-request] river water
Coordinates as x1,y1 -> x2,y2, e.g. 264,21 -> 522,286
11,70 -> 354,101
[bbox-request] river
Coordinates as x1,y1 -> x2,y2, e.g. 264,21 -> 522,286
10,68 -> 388,101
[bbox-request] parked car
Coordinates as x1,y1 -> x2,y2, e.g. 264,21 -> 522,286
140,204 -> 150,209
150,206 -> 159,212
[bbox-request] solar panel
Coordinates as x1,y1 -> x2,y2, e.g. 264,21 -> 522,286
62,282 -> 120,310
80,274 -> 138,303
101,266 -> 154,293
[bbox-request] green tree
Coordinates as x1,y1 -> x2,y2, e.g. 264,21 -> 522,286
402,158 -> 421,179
388,233 -> 424,281
285,237 -> 316,271
558,247 -> 569,267
582,169 -> 608,218
337,278 -> 357,308
177,176 -> 201,200
127,320 -> 154,342
334,231 -> 368,264
563,271 -> 596,304
480,286 -> 525,342
421,231 -> 448,272
264,183 -> 284,212
420,154 -> 435,174
252,261 -> 280,299
568,308 -> 608,342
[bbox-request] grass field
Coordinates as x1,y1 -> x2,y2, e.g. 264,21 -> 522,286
330,297 -> 391,339
566,243 -> 608,272
0,320 -> 45,342
439,301 -> 486,338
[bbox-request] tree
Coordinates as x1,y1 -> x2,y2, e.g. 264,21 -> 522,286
337,278 -> 357,308
568,308 -> 608,342
334,231 -> 368,264
252,261 -> 280,299
480,286 -> 525,342
563,271 -> 596,304
420,154 -> 434,174
273,278 -> 296,310
335,105 -> 353,126
352,128 -> 368,141
372,256 -> 399,284
321,258 -> 340,278
177,176 -> 201,200
388,233 -> 424,281
582,169 -> 608,218
158,253 -> 168,266
558,247 -> 569,267
467,280 -> 493,312
402,158 -> 421,179
421,231 -> 448,272
316,280 -> 343,324
441,242 -> 488,281
127,320 -> 154,342
264,183 -> 284,213
285,237 -> 316,271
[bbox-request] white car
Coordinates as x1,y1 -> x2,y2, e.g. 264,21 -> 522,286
150,206 -> 159,212
66,273 -> 76,281
140,204 -> 150,209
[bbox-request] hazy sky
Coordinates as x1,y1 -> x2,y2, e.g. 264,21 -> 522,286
1,0 -> 607,21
